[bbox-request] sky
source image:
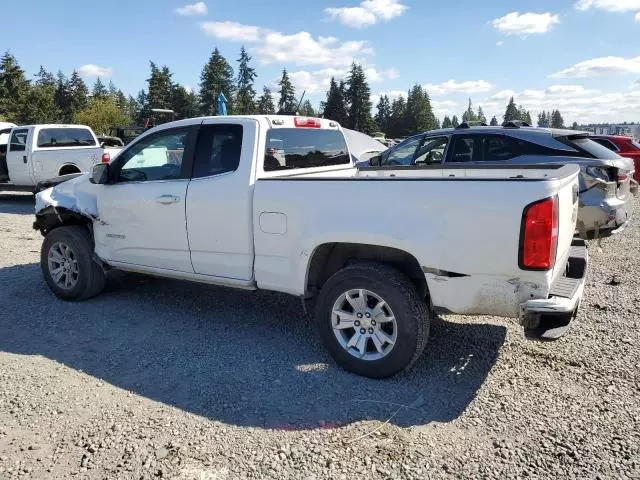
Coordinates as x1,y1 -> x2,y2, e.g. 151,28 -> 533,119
2,0 -> 640,125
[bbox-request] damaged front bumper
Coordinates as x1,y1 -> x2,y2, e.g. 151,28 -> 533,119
519,239 -> 588,341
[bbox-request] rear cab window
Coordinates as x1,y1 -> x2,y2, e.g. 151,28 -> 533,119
264,128 -> 350,172
37,127 -> 96,148
560,136 -> 620,159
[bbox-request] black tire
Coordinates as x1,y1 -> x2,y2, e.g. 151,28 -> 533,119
315,262 -> 430,378
41,225 -> 106,301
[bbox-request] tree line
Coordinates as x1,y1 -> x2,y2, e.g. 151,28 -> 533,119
0,48 -> 568,137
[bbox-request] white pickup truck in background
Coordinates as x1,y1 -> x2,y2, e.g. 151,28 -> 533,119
0,124 -> 122,191
33,115 -> 588,378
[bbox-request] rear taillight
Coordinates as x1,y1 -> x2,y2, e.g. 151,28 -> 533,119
101,152 -> 110,164
294,117 -> 321,128
519,196 -> 558,270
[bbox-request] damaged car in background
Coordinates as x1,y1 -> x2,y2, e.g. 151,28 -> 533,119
366,122 -> 638,239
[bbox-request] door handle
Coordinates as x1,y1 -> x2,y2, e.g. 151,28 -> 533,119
23,156 -> 27,164
156,194 -> 180,205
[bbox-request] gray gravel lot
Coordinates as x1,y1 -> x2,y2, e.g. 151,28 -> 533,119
0,191 -> 639,479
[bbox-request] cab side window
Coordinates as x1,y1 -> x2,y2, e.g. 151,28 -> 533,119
414,137 -> 448,165
9,129 -> 28,152
116,128 -> 190,182
192,124 -> 243,178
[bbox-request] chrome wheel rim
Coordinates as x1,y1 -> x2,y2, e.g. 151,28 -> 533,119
47,242 -> 79,290
331,288 -> 398,361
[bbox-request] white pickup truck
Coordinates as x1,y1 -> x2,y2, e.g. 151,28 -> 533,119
33,115 -> 588,378
0,124 -> 121,191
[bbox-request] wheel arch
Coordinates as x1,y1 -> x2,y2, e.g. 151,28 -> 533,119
34,205 -> 94,237
305,242 -> 428,301
58,163 -> 82,176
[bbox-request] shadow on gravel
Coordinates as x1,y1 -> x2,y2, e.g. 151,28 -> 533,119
0,263 -> 506,429
0,194 -> 34,215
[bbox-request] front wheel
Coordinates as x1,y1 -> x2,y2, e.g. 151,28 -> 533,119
41,226 -> 106,301
315,263 -> 431,378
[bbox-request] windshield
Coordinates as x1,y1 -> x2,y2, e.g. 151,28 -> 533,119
264,128 -> 350,172
632,139 -> 640,149
37,128 -> 96,148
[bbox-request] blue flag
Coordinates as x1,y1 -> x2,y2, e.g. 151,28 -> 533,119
217,93 -> 228,116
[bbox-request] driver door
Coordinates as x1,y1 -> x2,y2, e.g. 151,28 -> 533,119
93,125 -> 198,273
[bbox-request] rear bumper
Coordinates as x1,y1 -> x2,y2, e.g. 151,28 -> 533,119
579,193 -> 633,239
519,239 -> 588,340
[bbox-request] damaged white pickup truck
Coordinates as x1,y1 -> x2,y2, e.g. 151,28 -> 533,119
33,115 -> 589,378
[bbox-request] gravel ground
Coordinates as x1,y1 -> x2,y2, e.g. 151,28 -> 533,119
0,191 -> 639,480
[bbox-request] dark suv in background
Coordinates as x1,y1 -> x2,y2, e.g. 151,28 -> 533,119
364,122 -> 638,239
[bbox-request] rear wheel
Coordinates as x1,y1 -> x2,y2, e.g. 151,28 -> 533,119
41,226 -> 106,301
315,263 -> 430,378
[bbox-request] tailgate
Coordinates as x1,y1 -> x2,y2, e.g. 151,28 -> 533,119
552,175 -> 580,285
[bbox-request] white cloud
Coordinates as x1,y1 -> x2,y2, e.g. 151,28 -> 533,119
325,0 -> 408,28
289,65 -> 398,94
491,89 -> 517,100
174,1 -> 207,16
201,21 -> 262,42
636,11 -> 640,21
424,79 -> 495,96
202,22 -> 375,68
551,55 -> 640,78
575,0 -> 640,12
491,11 -> 560,36
496,41 -> 504,46
77,64 -> 113,78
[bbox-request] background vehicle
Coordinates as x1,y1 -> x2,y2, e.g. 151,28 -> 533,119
0,124 -> 122,190
0,124 -> 17,181
344,128 -> 387,163
368,123 -> 638,239
591,135 -> 640,182
34,115 -> 587,378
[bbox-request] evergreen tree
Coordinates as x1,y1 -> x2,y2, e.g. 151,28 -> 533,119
68,70 -> 89,115
0,52 -> 30,123
405,84 -> 437,134
235,46 -> 257,114
374,94 -> 392,133
257,86 -> 275,114
54,71 -> 73,122
322,77 -> 348,125
115,90 -> 128,115
477,106 -> 487,124
441,115 -> 453,128
92,77 -> 108,100
199,48 -> 235,115
461,98 -> 478,123
489,115 -> 499,126
25,66 -> 59,123
537,110 -> 549,127
503,96 -> 520,123
277,69 -> 297,114
387,96 -> 407,138
126,95 -> 139,123
135,90 -> 150,125
171,85 -> 198,120
451,115 -> 460,128
345,62 -> 375,134
146,62 -> 173,109
107,81 -> 118,99
572,121 -> 579,130
518,105 -> 532,125
550,109 -> 565,128
299,100 -> 315,117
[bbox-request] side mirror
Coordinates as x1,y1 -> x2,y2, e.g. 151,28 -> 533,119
369,154 -> 382,167
90,163 -> 110,184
